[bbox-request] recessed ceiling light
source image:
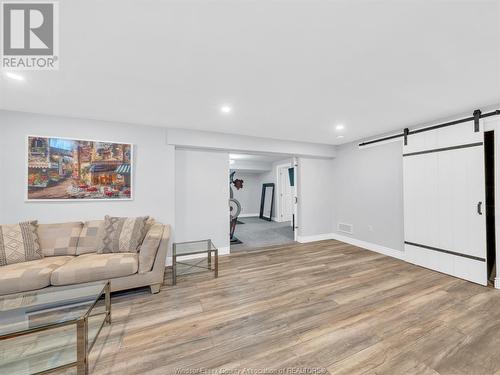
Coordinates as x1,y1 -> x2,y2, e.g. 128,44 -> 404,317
4,72 -> 25,81
220,105 -> 232,114
337,135 -> 344,139
335,124 -> 345,131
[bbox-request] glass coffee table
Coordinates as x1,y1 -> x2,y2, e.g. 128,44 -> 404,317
172,239 -> 218,285
0,281 -> 111,375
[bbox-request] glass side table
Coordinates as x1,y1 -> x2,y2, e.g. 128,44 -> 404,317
172,239 -> 218,285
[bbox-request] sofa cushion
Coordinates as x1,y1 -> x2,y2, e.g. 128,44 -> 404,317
138,223 -> 164,274
97,216 -> 149,253
50,253 -> 138,286
0,256 -> 74,295
0,221 -> 42,266
38,222 -> 83,256
76,220 -> 103,255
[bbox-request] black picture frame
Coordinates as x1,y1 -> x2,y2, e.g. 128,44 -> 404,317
260,183 -> 275,221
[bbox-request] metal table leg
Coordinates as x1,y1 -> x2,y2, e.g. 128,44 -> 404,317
214,249 -> 218,278
105,282 -> 111,324
76,317 -> 88,375
172,255 -> 177,285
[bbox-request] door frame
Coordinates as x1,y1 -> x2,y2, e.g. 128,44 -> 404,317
292,157 -> 298,242
484,118 -> 500,288
276,162 -> 293,223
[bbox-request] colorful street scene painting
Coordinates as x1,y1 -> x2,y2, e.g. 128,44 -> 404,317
27,136 -> 132,200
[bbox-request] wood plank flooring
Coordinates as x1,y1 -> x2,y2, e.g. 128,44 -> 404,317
12,240 -> 500,374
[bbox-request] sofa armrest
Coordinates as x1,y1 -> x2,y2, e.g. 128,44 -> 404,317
139,224 -> 170,274
150,224 -> 170,275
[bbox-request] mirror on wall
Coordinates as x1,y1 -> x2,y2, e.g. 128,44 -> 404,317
260,183 -> 275,221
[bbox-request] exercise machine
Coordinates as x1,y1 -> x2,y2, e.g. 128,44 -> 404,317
229,171 -> 243,243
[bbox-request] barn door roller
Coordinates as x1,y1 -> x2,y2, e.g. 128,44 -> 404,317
473,109 -> 481,132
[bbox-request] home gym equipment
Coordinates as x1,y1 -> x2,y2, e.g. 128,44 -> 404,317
229,171 -> 244,243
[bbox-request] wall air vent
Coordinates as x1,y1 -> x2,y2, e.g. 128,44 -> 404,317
337,222 -> 353,234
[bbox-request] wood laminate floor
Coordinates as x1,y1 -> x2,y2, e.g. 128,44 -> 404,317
9,240 -> 500,374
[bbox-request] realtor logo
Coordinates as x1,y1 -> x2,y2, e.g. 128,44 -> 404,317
1,1 -> 59,70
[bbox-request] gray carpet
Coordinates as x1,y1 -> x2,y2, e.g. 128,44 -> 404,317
231,216 -> 295,251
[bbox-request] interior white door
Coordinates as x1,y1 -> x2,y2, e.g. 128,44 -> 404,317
403,120 -> 487,285
279,166 -> 293,222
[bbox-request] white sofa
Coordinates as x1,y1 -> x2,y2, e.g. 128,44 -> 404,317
0,220 -> 170,296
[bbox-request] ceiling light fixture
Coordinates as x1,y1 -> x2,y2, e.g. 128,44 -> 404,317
220,105 -> 232,114
335,124 -> 345,131
4,72 -> 25,81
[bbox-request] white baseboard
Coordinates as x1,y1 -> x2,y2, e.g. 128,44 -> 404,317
297,232 -> 404,261
330,233 -> 405,261
297,233 -> 335,243
219,246 -> 230,255
239,214 -> 278,221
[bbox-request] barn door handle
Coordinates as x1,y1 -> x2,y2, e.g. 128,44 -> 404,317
477,201 -> 483,215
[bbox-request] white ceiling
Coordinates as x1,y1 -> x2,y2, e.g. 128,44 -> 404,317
1,1 -> 499,145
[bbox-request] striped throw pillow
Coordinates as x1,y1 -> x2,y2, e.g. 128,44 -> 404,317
97,216 -> 149,253
0,221 -> 43,266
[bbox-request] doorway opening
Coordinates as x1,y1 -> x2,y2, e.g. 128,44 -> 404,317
485,131 -> 496,284
229,153 -> 297,251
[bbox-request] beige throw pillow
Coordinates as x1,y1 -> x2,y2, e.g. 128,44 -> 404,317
97,216 -> 149,253
38,222 -> 83,256
0,221 -> 43,266
76,220 -> 103,255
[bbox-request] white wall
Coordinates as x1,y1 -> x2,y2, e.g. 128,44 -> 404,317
297,158 -> 335,240
0,111 -> 175,231
1,109 -> 359,260
175,149 -> 230,252
331,141 -> 404,251
231,171 -> 261,216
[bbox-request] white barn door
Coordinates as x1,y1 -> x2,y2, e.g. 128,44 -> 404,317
403,120 -> 487,285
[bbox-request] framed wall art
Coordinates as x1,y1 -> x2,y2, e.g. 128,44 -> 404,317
26,136 -> 133,201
